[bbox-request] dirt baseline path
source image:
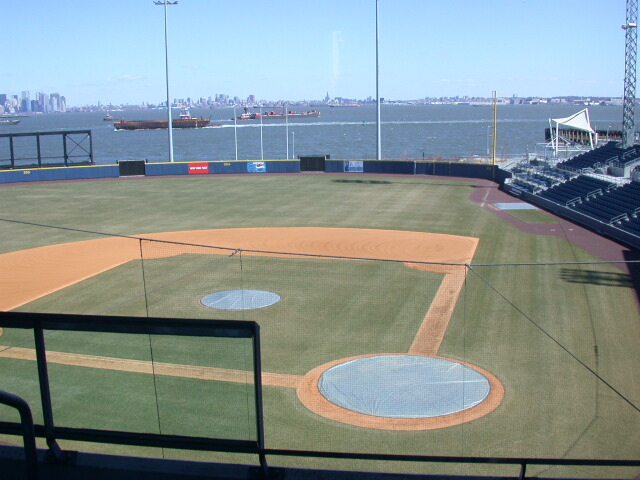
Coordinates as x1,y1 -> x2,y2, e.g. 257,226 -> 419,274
0,227 -> 478,311
0,227 -> 487,430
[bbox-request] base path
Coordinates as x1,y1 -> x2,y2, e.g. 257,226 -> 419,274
409,265 -> 468,356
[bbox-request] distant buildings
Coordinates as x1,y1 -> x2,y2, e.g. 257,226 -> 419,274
0,89 -> 625,114
0,90 -> 67,114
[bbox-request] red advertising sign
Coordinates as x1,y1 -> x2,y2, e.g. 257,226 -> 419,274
188,162 -> 209,174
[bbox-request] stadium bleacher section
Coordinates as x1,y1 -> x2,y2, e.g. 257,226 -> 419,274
541,176 -> 640,227
555,142 -> 629,172
505,142 -> 640,244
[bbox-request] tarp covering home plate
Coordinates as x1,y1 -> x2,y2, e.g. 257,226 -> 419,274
318,355 -> 491,418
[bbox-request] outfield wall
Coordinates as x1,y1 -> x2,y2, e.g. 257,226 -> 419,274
0,164 -> 119,183
327,159 -> 506,180
0,160 -> 300,184
145,159 -> 300,176
0,159 -> 509,184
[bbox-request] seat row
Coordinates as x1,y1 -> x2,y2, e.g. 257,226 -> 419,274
621,217 -> 640,236
557,142 -> 628,171
570,199 -> 627,223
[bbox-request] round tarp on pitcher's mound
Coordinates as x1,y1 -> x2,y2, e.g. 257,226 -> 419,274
200,289 -> 281,310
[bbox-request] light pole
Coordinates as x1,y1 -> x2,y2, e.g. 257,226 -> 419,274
376,0 -> 382,161
233,106 -> 238,161
621,3 -> 637,148
154,0 -> 178,163
259,106 -> 264,161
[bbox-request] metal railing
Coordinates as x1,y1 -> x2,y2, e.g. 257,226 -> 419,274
0,390 -> 38,480
0,130 -> 94,169
0,311 -> 266,474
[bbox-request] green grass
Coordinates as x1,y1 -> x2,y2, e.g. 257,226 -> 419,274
15,253 -> 442,375
0,175 -> 480,250
504,208 -> 559,223
0,174 -> 639,478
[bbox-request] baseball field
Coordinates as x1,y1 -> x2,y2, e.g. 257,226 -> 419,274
0,173 -> 639,478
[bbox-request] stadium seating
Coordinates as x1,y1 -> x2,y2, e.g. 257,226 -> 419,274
505,143 -> 640,241
622,216 -> 640,235
537,176 -> 612,205
555,142 -> 635,171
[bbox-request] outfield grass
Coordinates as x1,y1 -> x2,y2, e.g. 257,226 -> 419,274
1,174 -> 639,478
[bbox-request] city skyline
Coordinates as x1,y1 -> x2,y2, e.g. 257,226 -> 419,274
0,91 -> 67,114
1,88 -> 626,113
3,1 -> 628,107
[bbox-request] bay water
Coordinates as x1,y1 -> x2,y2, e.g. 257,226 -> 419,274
0,104 -> 627,165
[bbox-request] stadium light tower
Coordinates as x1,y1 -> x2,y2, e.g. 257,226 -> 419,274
622,0 -> 638,148
154,0 -> 178,162
376,0 -> 382,161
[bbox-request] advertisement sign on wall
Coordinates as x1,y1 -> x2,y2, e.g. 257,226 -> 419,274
188,162 -> 210,174
344,161 -> 364,173
247,162 -> 267,173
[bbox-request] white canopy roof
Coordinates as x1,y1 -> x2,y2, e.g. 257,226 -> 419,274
549,108 -> 596,153
551,108 -> 595,134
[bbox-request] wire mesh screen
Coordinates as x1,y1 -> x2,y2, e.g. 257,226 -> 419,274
33,330 -> 258,442
0,330 -> 258,448
451,262 -> 640,465
139,239 -> 242,319
1,231 -> 639,477
3,136 -> 37,168
137,239 -> 441,373
0,331 -> 42,424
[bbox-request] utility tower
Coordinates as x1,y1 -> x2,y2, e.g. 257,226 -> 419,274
622,0 -> 638,148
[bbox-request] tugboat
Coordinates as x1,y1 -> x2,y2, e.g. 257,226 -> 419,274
114,107 -> 212,130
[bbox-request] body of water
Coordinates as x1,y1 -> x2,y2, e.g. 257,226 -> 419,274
0,104 -> 628,165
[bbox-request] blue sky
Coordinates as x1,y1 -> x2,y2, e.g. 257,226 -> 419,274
3,0 -> 628,106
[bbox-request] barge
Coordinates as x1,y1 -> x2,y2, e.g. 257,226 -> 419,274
114,107 -> 211,130
235,107 -> 320,120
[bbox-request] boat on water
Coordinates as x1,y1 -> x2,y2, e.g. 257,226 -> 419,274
235,107 -> 320,120
104,113 -> 115,121
0,119 -> 20,125
114,107 -> 211,130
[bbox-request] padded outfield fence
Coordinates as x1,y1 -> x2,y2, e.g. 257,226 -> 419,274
0,226 -> 640,478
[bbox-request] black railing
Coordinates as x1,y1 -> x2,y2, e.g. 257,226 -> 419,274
0,130 -> 94,169
0,311 -> 266,473
0,390 -> 38,480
